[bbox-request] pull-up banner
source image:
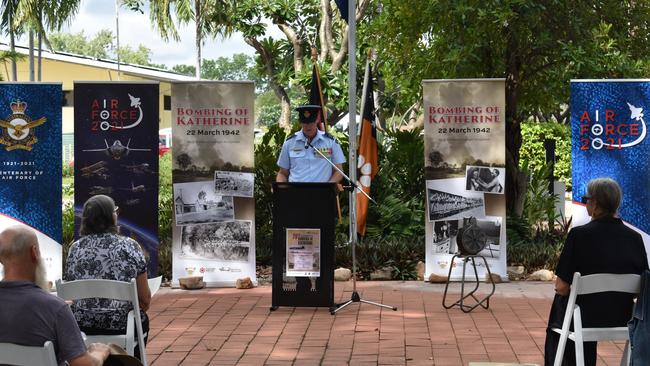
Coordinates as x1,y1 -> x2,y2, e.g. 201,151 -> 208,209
571,80 -> 650,260
74,82 -> 160,276
171,81 -> 256,287
0,83 -> 62,284
422,79 -> 507,281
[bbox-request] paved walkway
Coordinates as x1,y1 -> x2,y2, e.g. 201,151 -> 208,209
146,281 -> 627,366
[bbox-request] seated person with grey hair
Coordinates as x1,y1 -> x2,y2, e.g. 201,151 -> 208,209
0,225 -> 110,366
544,177 -> 649,366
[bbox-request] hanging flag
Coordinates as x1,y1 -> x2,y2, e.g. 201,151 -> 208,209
309,62 -> 328,131
335,0 -> 349,23
356,59 -> 378,236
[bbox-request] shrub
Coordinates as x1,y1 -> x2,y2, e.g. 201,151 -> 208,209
335,235 -> 423,280
157,152 -> 173,280
507,161 -> 570,273
519,122 -> 571,189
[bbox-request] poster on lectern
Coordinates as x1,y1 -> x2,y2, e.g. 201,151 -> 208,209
74,82 -> 160,276
0,83 -> 62,284
171,81 -> 256,287
422,79 -> 507,281
571,80 -> 650,259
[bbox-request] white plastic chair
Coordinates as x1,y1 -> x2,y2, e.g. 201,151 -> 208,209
148,275 -> 162,296
55,278 -> 148,366
0,341 -> 57,366
552,272 -> 640,366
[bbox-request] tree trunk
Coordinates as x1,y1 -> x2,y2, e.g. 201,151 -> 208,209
9,12 -> 17,81
278,23 -> 303,74
195,0 -> 202,79
245,37 -> 291,128
37,32 -> 42,81
505,33 -> 527,217
29,30 -> 34,81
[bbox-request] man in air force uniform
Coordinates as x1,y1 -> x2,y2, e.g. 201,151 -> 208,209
276,105 -> 345,183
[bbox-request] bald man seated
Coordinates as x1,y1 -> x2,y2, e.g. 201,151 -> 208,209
0,225 -> 110,366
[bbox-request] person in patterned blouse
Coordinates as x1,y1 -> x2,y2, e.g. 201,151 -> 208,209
65,194 -> 151,362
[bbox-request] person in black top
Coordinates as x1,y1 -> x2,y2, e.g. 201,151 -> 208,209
544,177 -> 649,366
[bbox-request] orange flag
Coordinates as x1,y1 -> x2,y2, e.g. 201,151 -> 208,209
356,60 -> 377,236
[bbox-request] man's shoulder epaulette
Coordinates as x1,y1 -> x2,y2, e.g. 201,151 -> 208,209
286,133 -> 298,141
323,132 -> 336,140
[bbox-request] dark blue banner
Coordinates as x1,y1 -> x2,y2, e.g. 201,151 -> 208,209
0,82 -> 62,281
74,82 -> 159,276
571,80 -> 650,233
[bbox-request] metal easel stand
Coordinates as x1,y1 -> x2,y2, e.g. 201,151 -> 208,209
442,254 -> 496,313
306,141 -> 397,315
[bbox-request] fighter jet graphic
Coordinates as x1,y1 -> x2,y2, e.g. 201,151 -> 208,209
89,186 -> 113,195
82,139 -> 151,160
119,182 -> 147,193
80,161 -> 109,179
128,94 -> 141,108
125,198 -> 141,206
603,102 -> 647,149
628,102 -> 644,120
121,162 -> 153,174
99,93 -> 143,130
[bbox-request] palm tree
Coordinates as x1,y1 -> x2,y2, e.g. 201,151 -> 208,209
14,0 -> 81,81
1,0 -> 20,81
148,0 -> 232,78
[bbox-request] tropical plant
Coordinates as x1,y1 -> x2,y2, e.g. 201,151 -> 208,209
520,122 -> 571,189
158,152 -> 173,279
507,161 -> 571,273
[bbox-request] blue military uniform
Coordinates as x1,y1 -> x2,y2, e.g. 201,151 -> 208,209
277,129 -> 345,182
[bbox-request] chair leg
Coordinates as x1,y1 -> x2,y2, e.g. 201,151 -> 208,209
573,308 -> 585,366
620,340 -> 630,366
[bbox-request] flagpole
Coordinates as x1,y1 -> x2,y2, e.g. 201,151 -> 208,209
331,0 -> 396,315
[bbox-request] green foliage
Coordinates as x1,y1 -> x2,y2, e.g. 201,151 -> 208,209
171,53 -> 267,90
253,124 -> 287,265
50,30 -> 114,59
335,235 -> 423,280
157,152 -> 173,280
49,30 -> 160,67
507,161 -> 571,272
62,201 -> 74,247
520,122 -> 571,189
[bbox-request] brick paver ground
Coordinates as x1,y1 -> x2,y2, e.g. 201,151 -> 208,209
146,281 -> 627,366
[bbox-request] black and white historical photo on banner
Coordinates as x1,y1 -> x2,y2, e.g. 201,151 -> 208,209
285,228 -> 321,277
427,178 -> 484,222
180,220 -> 251,261
214,170 -> 254,198
456,216 -> 503,258
173,181 -> 234,225
432,219 -> 460,254
465,166 -> 505,194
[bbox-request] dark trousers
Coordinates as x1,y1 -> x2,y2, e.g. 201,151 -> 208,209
81,312 -> 149,361
544,294 -> 597,366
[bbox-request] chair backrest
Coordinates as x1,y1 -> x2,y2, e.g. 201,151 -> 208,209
573,272 -> 641,296
56,278 -> 140,304
0,341 -> 57,366
148,276 -> 162,296
55,278 -> 148,366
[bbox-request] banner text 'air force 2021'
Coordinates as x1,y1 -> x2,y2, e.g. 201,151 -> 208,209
74,82 -> 159,276
571,80 -> 650,260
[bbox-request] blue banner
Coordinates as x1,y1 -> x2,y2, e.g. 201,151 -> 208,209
0,83 -> 62,281
571,80 -> 650,233
74,82 -> 159,276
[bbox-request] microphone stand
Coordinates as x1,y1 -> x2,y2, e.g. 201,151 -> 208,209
306,139 -> 396,315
